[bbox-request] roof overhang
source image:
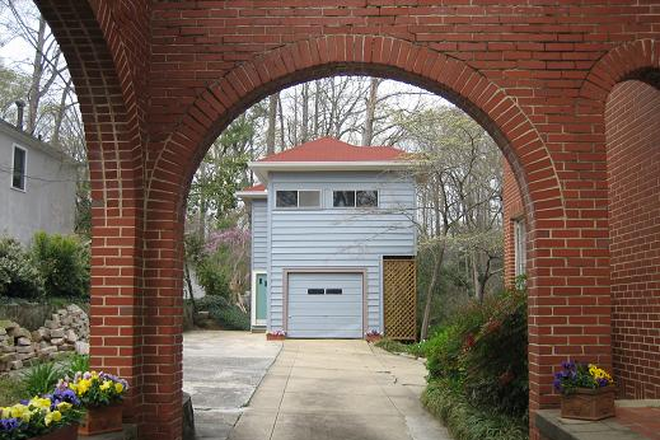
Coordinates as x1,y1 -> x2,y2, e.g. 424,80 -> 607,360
249,160 -> 415,183
236,190 -> 268,200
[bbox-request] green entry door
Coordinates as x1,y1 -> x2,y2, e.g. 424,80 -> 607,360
256,274 -> 267,325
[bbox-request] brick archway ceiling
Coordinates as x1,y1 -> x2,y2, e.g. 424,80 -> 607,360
154,34 -> 565,224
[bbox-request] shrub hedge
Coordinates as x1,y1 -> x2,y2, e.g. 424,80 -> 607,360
0,233 -> 90,300
196,295 -> 250,331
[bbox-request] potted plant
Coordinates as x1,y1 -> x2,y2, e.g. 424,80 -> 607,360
64,372 -> 128,436
554,359 -> 616,421
0,391 -> 83,440
365,330 -> 382,343
266,330 -> 286,341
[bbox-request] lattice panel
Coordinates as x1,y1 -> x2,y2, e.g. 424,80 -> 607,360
384,259 -> 417,341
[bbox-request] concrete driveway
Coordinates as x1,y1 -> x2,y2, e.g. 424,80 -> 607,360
183,331 -> 282,440
228,339 -> 451,440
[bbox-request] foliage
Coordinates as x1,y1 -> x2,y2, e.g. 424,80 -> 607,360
422,378 -> 528,440
21,362 -> 63,398
64,354 -> 90,379
66,371 -> 128,408
195,258 -> 232,299
461,289 -> 528,417
0,392 -> 83,440
423,287 -> 528,420
553,361 -> 613,395
196,295 -> 250,331
374,338 -> 410,354
0,237 -> 43,299
30,232 -> 90,298
0,376 -> 25,408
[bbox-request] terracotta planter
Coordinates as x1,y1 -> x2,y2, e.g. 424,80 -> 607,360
30,424 -> 78,440
365,335 -> 382,343
266,333 -> 286,341
78,405 -> 123,436
561,386 -> 616,421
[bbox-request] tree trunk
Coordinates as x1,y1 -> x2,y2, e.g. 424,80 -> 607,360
26,16 -> 47,134
266,93 -> 278,155
184,260 -> 197,312
361,77 -> 380,146
420,244 -> 445,340
301,82 -> 309,142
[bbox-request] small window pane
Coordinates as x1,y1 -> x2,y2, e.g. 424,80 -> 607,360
326,288 -> 343,295
276,191 -> 298,208
356,191 -> 378,207
307,288 -> 324,295
12,147 -> 26,190
299,190 -> 320,208
333,191 -> 355,207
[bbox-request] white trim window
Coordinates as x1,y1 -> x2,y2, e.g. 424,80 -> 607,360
275,190 -> 321,208
513,218 -> 526,279
11,145 -> 27,191
332,190 -> 379,208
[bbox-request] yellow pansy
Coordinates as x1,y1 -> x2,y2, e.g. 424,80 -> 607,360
10,404 -> 31,422
77,379 -> 92,395
100,381 -> 112,391
56,402 -> 72,412
1,407 -> 10,419
44,410 -> 62,427
29,397 -> 52,410
115,382 -> 124,394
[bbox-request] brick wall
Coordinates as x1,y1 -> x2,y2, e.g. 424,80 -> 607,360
503,160 -> 525,287
30,2 -> 660,439
606,79 -> 660,400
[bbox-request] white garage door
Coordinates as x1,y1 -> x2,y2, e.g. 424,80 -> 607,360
287,272 -> 363,339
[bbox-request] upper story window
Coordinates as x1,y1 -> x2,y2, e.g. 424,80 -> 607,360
333,190 -> 379,208
276,190 -> 321,208
11,145 -> 27,191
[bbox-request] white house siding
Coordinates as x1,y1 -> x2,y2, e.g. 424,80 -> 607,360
0,126 -> 78,244
266,171 -> 416,334
251,199 -> 268,271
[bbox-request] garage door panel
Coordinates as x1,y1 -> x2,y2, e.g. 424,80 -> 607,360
287,272 -> 363,339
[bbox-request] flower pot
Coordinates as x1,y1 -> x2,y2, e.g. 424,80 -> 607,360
30,424 -> 78,440
266,333 -> 286,341
78,405 -> 123,436
365,335 -> 382,343
561,386 -> 616,421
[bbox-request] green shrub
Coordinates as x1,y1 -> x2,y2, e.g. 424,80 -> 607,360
374,338 -> 410,354
197,295 -> 249,330
462,289 -> 528,418
22,362 -> 63,397
195,258 -> 232,298
423,287 -> 529,420
422,379 -> 528,440
0,237 -> 44,299
31,232 -> 90,298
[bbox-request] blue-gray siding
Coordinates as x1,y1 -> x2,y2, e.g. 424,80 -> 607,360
265,171 -> 416,333
251,199 -> 268,271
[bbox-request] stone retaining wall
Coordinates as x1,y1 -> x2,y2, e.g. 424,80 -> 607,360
0,304 -> 89,372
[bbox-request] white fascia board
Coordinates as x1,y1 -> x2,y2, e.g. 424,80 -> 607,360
249,160 -> 414,181
236,191 -> 268,200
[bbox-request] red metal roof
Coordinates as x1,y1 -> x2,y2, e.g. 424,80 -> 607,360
257,137 -> 406,163
241,183 -> 266,192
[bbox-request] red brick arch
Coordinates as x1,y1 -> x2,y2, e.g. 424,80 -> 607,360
154,34 -> 565,224
142,35 -> 570,440
33,0 -> 147,424
580,39 -> 660,104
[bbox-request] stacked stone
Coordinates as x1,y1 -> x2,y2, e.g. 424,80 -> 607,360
0,305 -> 90,373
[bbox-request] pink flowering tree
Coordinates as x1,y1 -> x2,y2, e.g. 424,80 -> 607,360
203,227 -> 251,310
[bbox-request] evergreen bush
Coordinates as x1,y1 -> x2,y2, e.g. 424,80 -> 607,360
30,232 -> 90,298
0,237 -> 43,299
196,295 -> 249,330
